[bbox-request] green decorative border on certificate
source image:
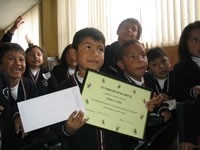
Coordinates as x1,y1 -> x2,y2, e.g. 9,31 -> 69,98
81,70 -> 152,140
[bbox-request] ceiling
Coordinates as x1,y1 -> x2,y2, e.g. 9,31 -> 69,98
0,0 -> 40,30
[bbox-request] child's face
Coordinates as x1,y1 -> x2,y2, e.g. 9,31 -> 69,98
1,50 -> 25,81
117,23 -> 139,42
148,56 -> 170,79
117,43 -> 148,81
188,28 -> 200,57
26,47 -> 44,69
75,37 -> 104,77
65,48 -> 77,69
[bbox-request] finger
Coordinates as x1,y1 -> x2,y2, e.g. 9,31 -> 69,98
16,126 -> 23,134
19,21 -> 24,24
73,111 -> 84,124
68,110 -> 78,122
16,16 -> 22,21
21,131 -> 28,139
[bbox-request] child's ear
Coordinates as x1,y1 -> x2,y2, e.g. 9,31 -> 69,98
169,63 -> 172,70
117,60 -> 125,70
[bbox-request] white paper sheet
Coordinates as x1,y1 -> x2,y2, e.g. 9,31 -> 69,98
17,86 -> 85,133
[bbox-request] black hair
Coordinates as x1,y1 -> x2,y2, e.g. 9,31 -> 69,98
115,40 -> 141,61
178,21 -> 200,61
72,27 -> 105,50
174,21 -> 200,70
60,44 -> 73,67
117,18 -> 142,40
0,42 -> 24,64
146,47 -> 168,62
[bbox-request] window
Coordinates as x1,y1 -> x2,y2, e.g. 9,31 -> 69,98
8,4 -> 40,50
57,0 -> 200,56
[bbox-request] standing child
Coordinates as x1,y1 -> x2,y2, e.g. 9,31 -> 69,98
23,45 -> 60,149
52,44 -> 77,84
173,21 -> 200,101
115,40 -> 168,149
52,27 -> 162,150
101,18 -> 142,76
24,45 -> 58,96
146,47 -> 177,150
173,21 -> 200,150
0,42 -> 42,149
146,47 -> 176,114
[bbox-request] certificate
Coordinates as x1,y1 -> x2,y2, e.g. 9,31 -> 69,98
82,70 -> 152,139
18,86 -> 85,133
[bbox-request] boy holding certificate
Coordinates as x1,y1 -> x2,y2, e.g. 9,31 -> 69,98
52,27 -> 163,150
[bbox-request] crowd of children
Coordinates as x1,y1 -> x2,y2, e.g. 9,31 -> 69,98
0,16 -> 199,150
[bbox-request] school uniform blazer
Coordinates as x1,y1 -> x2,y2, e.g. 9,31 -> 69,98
52,73 -> 123,150
8,76 -> 38,116
101,41 -> 121,76
173,60 -> 200,102
0,72 -> 16,150
115,72 -> 177,149
145,71 -> 176,100
9,76 -> 56,149
52,64 -> 71,84
23,68 -> 58,96
174,60 -> 200,143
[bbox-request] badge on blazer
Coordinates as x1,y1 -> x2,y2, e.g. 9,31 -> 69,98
2,87 -> 9,100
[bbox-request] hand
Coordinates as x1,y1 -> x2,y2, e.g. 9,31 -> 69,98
161,110 -> 171,122
162,93 -> 170,101
14,115 -> 29,138
9,16 -> 24,34
146,93 -> 163,112
25,34 -> 33,45
0,105 -> 4,115
180,142 -> 195,150
64,110 -> 87,135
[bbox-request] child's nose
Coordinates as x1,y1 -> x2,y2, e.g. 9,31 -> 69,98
128,28 -> 133,34
159,63 -> 165,68
15,59 -> 22,65
92,49 -> 99,55
138,56 -> 144,62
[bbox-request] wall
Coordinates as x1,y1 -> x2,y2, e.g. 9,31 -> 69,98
41,0 -> 58,57
162,46 -> 179,69
0,30 -> 5,39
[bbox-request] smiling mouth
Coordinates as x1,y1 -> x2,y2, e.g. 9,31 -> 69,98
159,71 -> 167,75
88,60 -> 99,64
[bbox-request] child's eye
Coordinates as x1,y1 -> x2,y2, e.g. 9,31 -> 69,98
86,45 -> 91,49
98,47 -> 104,52
7,57 -> 14,61
142,54 -> 147,58
37,53 -> 42,56
19,58 -> 25,62
162,59 -> 167,64
37,53 -> 42,57
129,55 -> 135,58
